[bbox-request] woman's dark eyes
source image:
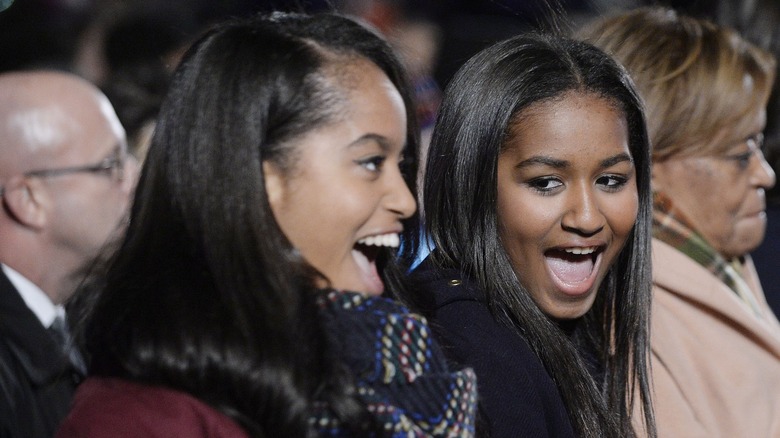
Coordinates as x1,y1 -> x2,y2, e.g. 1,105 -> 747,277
527,175 -> 628,193
730,151 -> 754,169
722,132 -> 763,170
596,174 -> 628,190
528,177 -> 563,192
357,155 -> 386,172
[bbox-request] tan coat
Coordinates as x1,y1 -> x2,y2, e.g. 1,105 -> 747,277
645,238 -> 780,437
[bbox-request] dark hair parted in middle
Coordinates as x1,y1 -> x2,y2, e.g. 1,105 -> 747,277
405,33 -> 655,437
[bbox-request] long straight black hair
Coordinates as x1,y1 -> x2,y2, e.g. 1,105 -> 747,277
78,12 -> 419,436
403,33 -> 655,437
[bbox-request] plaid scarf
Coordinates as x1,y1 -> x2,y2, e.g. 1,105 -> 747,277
653,192 -> 764,318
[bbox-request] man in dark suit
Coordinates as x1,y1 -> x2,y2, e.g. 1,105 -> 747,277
0,71 -> 137,437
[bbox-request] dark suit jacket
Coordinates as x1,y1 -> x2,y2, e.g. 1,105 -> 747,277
752,202 -> 780,317
0,270 -> 81,438
408,257 -> 575,438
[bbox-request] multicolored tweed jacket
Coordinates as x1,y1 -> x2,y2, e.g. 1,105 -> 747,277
313,290 -> 478,437
653,192 -> 764,316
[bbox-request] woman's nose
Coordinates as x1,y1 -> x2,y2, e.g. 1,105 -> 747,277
751,151 -> 776,190
561,185 -> 606,236
386,166 -> 417,219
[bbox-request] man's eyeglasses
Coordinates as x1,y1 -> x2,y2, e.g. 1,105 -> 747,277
0,148 -> 127,197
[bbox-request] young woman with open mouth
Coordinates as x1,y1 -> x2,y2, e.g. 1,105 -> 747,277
404,34 -> 655,438
56,12 -> 476,437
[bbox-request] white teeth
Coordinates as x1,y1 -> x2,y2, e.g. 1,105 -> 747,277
564,246 -> 597,255
357,233 -> 400,248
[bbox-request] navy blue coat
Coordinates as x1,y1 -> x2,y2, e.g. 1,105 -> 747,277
408,258 -> 575,438
0,270 -> 82,438
751,202 -> 780,316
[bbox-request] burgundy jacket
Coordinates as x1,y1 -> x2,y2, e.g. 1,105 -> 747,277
56,377 -> 248,438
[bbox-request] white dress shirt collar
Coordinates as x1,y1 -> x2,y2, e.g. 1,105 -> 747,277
2,264 -> 63,328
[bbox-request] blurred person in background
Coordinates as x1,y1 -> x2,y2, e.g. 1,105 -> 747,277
707,0 -> 780,316
0,70 -> 137,438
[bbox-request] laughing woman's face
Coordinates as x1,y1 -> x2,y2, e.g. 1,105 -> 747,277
496,92 -> 638,319
264,58 -> 416,296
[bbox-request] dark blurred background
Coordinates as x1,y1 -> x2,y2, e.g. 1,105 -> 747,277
0,0 -> 748,90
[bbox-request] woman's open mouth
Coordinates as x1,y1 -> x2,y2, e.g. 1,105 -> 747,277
544,246 -> 603,297
352,233 -> 400,296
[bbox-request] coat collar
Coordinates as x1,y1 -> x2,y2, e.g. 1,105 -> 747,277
652,238 -> 780,350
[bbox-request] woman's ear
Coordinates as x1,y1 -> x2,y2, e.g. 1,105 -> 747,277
262,161 -> 284,211
2,176 -> 48,230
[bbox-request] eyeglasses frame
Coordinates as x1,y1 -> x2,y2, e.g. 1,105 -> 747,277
0,147 -> 127,197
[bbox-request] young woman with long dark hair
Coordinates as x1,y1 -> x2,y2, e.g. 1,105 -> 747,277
56,12 -> 477,437
404,33 -> 655,438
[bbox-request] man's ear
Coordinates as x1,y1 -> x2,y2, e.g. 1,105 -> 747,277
262,161 -> 284,211
2,176 -> 48,230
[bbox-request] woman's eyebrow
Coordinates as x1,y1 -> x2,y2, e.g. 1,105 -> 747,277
347,133 -> 392,152
515,152 -> 633,170
600,153 -> 633,169
516,156 -> 568,169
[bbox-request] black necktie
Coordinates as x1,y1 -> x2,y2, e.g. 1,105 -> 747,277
48,315 -> 86,375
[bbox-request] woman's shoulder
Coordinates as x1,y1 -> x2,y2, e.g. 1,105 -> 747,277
56,377 -> 248,438
407,259 -> 575,437
408,257 -> 519,347
407,256 -> 486,308
407,257 -> 554,396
